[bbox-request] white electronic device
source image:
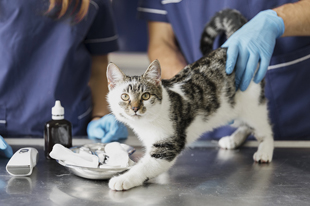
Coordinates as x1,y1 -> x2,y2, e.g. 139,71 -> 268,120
6,147 -> 38,176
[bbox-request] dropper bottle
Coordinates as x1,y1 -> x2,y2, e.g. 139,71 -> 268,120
44,100 -> 72,159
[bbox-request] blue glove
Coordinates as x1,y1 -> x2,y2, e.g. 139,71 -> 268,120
0,135 -> 13,158
87,114 -> 128,143
222,10 -> 285,91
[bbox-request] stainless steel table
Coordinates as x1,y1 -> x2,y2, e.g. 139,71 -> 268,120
1,138 -> 310,206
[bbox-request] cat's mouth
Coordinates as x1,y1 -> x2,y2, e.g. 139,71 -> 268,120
132,113 -> 142,118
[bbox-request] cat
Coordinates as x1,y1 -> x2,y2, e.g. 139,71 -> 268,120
106,9 -> 273,191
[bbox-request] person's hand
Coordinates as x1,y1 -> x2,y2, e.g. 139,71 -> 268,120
222,10 -> 285,91
0,135 -> 13,158
87,114 -> 128,143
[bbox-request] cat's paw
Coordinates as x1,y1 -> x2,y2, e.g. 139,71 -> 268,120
218,136 -> 236,149
253,151 -> 272,163
253,142 -> 273,163
109,174 -> 143,191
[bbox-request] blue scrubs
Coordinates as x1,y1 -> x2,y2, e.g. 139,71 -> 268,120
0,0 -> 118,137
138,0 -> 310,140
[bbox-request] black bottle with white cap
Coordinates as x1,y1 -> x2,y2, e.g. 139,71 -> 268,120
44,100 -> 72,159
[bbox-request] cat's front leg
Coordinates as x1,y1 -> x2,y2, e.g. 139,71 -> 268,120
109,155 -> 175,191
109,140 -> 183,191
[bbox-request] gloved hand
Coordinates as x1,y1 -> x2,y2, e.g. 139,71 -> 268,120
87,114 -> 128,143
222,10 -> 285,91
0,135 -> 13,158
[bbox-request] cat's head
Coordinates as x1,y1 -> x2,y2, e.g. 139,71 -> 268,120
107,60 -> 163,122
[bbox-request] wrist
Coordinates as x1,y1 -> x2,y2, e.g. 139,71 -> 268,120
91,115 -> 105,121
260,10 -> 285,38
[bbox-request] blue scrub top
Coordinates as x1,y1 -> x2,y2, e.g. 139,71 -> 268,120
0,0 -> 119,137
138,0 -> 310,140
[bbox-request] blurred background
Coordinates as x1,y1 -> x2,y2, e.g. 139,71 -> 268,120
109,0 -> 149,76
112,0 -> 148,53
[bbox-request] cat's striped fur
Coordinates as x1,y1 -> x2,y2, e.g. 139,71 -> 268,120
106,9 -> 273,191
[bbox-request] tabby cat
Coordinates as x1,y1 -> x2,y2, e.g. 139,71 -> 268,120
106,9 -> 273,191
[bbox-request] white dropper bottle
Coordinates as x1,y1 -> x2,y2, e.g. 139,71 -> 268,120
52,100 -> 64,120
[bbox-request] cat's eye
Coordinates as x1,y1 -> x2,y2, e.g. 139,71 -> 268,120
141,93 -> 150,100
121,93 -> 130,101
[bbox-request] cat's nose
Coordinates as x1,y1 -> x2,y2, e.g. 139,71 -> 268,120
132,107 -> 140,113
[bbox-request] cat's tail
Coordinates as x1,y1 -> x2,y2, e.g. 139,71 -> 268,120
200,9 -> 247,56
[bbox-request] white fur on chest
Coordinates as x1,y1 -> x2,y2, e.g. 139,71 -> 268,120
124,88 -> 174,146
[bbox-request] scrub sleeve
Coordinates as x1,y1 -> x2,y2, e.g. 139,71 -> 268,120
0,0 -> 118,137
138,0 -> 310,140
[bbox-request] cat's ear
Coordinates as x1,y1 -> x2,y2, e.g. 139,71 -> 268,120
143,59 -> 161,86
107,63 -> 126,90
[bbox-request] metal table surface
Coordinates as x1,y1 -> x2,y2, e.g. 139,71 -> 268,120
1,139 -> 310,206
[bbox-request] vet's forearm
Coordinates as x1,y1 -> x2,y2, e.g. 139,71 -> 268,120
89,55 -> 110,119
273,0 -> 310,36
148,22 -> 187,79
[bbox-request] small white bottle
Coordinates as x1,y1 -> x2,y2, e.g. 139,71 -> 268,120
44,100 -> 72,159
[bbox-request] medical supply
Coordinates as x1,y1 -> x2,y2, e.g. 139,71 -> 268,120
6,147 -> 38,176
50,143 -> 136,179
104,142 -> 131,167
44,100 -> 72,159
49,144 -> 99,168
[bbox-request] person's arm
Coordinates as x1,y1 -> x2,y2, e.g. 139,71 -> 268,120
0,135 -> 13,158
87,54 -> 128,142
273,0 -> 310,36
148,22 -> 187,79
88,54 -> 110,120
